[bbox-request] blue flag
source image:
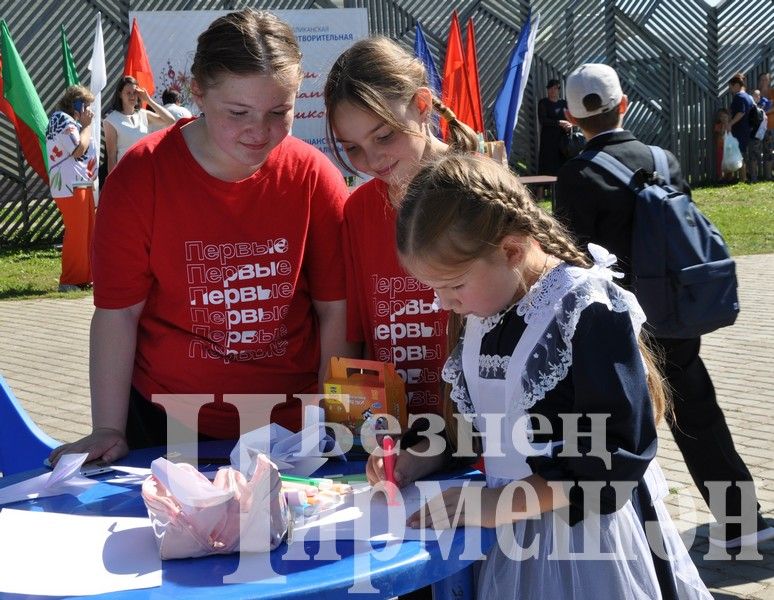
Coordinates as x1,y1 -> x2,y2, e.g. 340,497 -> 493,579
414,23 -> 441,98
493,11 -> 540,156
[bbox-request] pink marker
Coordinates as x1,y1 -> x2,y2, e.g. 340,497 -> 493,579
382,435 -> 397,505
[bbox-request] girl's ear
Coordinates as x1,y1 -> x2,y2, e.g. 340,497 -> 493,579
412,87 -> 433,120
501,235 -> 528,267
190,79 -> 205,110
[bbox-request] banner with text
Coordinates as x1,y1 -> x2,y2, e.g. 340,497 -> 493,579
130,9 -> 368,165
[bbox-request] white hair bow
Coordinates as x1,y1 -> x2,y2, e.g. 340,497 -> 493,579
588,243 -> 624,281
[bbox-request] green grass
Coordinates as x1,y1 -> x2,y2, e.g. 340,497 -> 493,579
541,180 -> 774,256
0,247 -> 91,300
692,181 -> 774,256
0,181 -> 771,301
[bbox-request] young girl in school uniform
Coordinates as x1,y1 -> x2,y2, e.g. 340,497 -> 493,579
370,153 -> 712,599
323,37 -> 479,416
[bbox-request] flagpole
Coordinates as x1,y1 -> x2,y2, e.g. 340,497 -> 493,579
88,12 -> 106,205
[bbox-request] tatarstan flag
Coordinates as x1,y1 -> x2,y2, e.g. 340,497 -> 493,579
60,26 -> 79,87
0,20 -> 48,184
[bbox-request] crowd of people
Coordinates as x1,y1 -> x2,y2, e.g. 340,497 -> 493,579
714,71 -> 773,183
43,8 -> 770,599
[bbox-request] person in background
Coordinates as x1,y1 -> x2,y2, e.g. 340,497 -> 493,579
49,9 -> 354,465
376,151 -> 711,600
749,89 -> 768,182
323,37 -> 479,419
103,75 -> 175,172
537,78 -> 572,179
162,88 -> 193,121
726,72 -> 754,183
756,72 -> 773,180
712,107 -> 732,182
555,63 -> 774,551
45,85 -> 98,292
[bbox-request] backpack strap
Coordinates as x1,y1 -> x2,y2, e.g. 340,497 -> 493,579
576,149 -> 639,192
649,146 -> 671,185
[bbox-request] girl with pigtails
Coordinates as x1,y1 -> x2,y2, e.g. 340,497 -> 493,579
324,37 -> 478,418
369,152 -> 712,599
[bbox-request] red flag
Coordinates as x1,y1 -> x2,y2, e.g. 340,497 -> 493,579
441,11 -> 476,139
465,18 -> 485,135
0,23 -> 48,184
123,18 -> 154,97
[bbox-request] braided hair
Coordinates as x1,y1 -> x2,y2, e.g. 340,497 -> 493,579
397,152 -> 669,425
397,152 -> 589,269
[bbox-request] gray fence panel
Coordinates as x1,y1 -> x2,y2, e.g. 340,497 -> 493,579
1,0 -> 773,246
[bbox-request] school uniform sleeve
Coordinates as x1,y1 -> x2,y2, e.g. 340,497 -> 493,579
554,161 -> 600,251
526,302 -> 658,524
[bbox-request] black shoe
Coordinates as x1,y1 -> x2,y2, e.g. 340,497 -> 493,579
709,514 -> 774,549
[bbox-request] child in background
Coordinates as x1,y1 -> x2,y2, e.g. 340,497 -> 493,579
370,153 -> 711,599
713,107 -> 731,182
324,37 -> 479,416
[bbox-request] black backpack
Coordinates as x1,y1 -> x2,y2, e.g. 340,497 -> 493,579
749,103 -> 765,135
578,146 -> 740,338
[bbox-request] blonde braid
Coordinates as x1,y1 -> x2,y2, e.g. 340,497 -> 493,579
398,151 -> 669,429
433,98 -> 458,123
432,98 -> 479,152
461,168 -> 591,268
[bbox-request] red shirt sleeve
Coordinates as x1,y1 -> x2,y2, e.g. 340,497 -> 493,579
302,152 -> 349,302
91,146 -> 156,309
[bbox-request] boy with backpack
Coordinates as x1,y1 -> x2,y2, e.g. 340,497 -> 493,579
555,63 -> 773,550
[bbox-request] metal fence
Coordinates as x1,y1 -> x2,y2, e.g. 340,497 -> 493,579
1,0 -> 772,246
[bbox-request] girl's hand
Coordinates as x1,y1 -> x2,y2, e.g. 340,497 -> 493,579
406,485 -> 502,529
136,87 -> 150,103
365,437 -> 445,488
77,106 -> 94,127
48,427 -> 128,466
407,475 -> 568,530
366,445 -> 417,488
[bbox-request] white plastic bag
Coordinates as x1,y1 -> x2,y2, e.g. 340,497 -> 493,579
141,454 -> 288,559
722,132 -> 743,172
755,117 -> 767,141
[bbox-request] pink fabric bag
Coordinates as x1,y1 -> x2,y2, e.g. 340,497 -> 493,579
141,454 -> 288,559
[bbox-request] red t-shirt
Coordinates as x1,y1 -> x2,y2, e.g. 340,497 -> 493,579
93,121 -> 348,437
343,179 -> 447,414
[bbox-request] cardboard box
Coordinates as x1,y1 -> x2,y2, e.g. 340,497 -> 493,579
322,357 -> 407,438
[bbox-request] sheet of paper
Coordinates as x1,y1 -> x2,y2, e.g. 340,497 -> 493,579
0,453 -> 97,505
0,509 -> 161,596
289,479 -> 486,543
231,406 -> 344,477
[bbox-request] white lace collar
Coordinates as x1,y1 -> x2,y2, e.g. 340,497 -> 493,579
443,245 -> 645,418
479,261 -> 566,333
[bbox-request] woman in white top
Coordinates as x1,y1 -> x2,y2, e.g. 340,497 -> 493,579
103,75 -> 175,172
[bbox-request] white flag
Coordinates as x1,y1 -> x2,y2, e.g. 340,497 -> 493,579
88,12 -> 106,204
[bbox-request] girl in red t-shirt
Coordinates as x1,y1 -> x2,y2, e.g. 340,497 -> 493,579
49,9 -> 355,466
323,38 -> 479,418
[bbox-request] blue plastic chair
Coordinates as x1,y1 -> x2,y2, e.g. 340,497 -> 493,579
0,374 -> 59,476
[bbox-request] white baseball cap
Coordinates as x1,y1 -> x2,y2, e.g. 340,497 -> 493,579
566,63 -> 624,118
